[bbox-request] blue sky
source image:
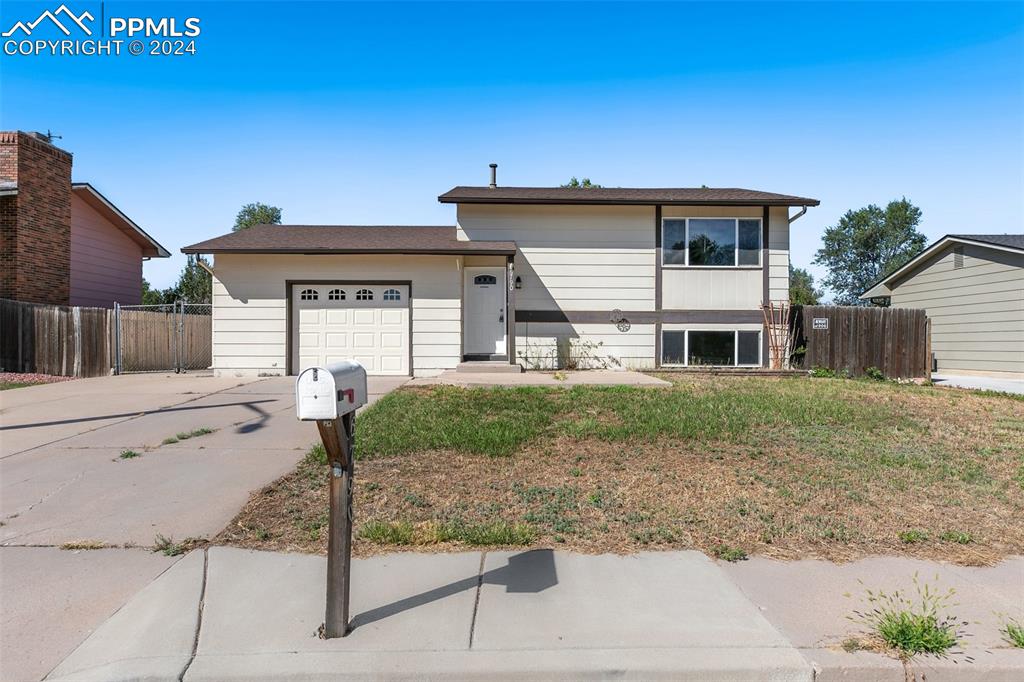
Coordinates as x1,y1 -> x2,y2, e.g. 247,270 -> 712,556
2,1 -> 1022,296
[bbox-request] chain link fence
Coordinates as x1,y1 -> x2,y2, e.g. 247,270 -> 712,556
114,301 -> 212,373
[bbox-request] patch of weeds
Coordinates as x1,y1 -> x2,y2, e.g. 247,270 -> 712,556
1003,620 -> 1024,648
552,371 -> 568,381
365,482 -> 381,492
899,529 -> 929,544
153,534 -> 204,557
810,367 -> 837,378
940,530 -> 972,545
305,443 -> 328,466
629,525 -> 678,545
849,574 -> 965,660
359,520 -> 415,545
119,449 -> 141,459
403,492 -> 429,508
60,540 -> 107,550
587,489 -> 611,509
164,427 -> 215,445
569,467 -> 582,477
841,637 -> 867,653
712,544 -> 748,562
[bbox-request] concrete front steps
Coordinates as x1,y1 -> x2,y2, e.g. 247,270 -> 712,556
455,361 -> 523,373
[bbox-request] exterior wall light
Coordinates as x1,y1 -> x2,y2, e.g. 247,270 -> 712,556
515,276 -> 522,289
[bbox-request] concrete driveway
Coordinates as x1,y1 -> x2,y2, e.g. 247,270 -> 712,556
932,373 -> 1024,395
0,372 -> 406,682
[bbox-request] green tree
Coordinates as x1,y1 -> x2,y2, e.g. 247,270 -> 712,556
813,198 -> 926,305
789,266 -> 822,305
233,202 -> 282,231
561,177 -> 602,188
141,278 -> 164,305
171,255 -> 213,303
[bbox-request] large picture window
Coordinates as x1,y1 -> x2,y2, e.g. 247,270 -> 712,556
661,330 -> 762,366
662,218 -> 762,266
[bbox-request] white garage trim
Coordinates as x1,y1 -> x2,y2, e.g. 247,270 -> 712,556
287,280 -> 413,376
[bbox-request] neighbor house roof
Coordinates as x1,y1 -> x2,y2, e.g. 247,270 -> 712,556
181,225 -> 517,255
860,233 -> 1024,299
71,183 -> 170,258
438,186 -> 820,207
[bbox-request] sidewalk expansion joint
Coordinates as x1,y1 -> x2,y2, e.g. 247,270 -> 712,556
467,550 -> 486,650
178,547 -> 209,681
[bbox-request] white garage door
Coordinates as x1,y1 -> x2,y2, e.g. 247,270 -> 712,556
291,284 -> 409,376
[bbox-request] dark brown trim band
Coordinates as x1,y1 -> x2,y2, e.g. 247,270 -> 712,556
285,279 -> 414,376
654,204 -> 663,369
515,309 -> 764,324
761,205 -> 770,367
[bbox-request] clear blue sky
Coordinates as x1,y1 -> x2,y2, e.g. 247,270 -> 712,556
3,1 -> 1022,296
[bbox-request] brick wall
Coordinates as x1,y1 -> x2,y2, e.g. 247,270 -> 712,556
0,131 -> 73,305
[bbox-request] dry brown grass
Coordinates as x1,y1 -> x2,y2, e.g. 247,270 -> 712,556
217,376 -> 1024,565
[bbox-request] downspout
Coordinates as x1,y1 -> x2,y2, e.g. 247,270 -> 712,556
788,205 -> 809,224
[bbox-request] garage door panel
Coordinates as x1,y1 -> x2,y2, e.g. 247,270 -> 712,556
325,309 -> 350,325
293,284 -> 409,376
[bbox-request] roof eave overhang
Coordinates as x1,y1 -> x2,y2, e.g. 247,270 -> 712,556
180,247 -> 517,256
439,196 -> 820,207
71,183 -> 171,258
860,234 -> 1024,297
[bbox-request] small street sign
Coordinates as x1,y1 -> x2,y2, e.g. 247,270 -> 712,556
812,317 -> 829,331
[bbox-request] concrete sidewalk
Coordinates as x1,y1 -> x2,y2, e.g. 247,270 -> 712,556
42,548 -> 1024,681
408,369 -> 671,387
932,373 -> 1024,395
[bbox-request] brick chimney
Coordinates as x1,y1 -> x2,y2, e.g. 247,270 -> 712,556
0,131 -> 73,305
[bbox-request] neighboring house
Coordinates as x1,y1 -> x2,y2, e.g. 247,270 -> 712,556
861,234 -> 1024,379
0,131 -> 169,308
182,168 -> 818,377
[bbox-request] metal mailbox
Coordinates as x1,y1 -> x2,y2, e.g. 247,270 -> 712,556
294,360 -> 367,638
295,361 -> 367,421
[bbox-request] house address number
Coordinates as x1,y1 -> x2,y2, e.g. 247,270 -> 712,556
812,318 -> 828,330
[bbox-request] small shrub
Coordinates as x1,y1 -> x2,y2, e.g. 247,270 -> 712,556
899,529 -> 929,544
939,530 -> 972,545
1003,620 -> 1024,648
850,574 -> 965,660
810,367 -> 836,378
712,544 -> 748,562
119,449 -> 141,459
864,366 -> 886,381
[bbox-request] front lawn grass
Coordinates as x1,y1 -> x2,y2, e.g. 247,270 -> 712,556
219,375 -> 1024,563
0,381 -> 33,391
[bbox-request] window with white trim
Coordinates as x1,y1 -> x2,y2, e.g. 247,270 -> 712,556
355,289 -> 373,301
661,330 -> 761,366
662,218 -> 762,266
328,289 -> 346,301
300,288 -> 319,301
382,288 -> 401,301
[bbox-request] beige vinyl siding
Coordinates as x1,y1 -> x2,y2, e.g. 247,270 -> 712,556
768,206 -> 790,302
515,322 -> 655,370
889,243 -> 1024,376
457,204 -> 655,311
210,254 -> 463,377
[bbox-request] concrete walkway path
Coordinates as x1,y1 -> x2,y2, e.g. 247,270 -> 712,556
932,373 -> 1024,395
0,373 -> 408,682
41,548 -> 1024,681
409,369 -> 671,387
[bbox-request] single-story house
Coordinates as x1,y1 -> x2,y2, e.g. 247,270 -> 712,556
182,169 -> 819,377
861,233 -> 1024,379
0,130 -> 170,308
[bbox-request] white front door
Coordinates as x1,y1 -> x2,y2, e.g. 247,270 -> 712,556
291,284 -> 409,375
464,267 -> 507,356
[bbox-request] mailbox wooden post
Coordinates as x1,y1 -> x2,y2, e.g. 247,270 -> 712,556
295,361 -> 367,639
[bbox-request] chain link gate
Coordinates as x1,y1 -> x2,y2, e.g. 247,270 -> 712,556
114,301 -> 212,373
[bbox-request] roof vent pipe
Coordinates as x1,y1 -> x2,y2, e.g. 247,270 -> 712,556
489,163 -> 497,188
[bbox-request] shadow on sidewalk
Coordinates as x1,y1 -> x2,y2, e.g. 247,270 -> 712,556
350,549 -> 557,629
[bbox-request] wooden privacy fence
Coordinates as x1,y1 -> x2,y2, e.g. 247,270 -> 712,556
0,298 -> 114,377
792,305 -> 930,378
0,298 -> 213,377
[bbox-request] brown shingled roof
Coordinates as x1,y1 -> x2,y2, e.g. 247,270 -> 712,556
181,225 -> 516,255
438,186 -> 819,206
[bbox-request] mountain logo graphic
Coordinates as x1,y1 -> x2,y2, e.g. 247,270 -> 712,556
3,4 -> 94,37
